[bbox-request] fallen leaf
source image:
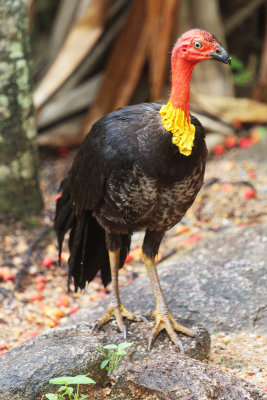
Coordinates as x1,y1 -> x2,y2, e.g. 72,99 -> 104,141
68,306 -> 79,314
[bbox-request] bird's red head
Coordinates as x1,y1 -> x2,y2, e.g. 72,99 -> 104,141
160,29 -> 231,156
172,28 -> 231,65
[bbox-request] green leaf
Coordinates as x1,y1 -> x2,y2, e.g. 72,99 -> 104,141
58,396 -> 65,400
117,342 -> 133,350
45,394 -> 58,400
67,386 -> 73,394
230,55 -> 244,71
96,347 -> 108,357
57,386 -> 67,392
80,395 -> 89,399
103,344 -> 118,350
100,359 -> 110,369
50,375 -> 95,385
117,350 -> 126,356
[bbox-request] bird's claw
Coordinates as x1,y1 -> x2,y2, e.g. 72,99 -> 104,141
194,331 -> 204,347
93,304 -> 145,337
147,335 -> 184,353
90,322 -> 98,333
147,311 -> 195,352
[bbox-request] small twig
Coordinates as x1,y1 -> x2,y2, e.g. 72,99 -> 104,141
0,287 -> 9,299
158,249 -> 177,264
9,226 -> 53,304
203,178 -> 256,191
225,0 -> 266,35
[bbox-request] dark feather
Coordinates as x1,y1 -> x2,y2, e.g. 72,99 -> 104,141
55,102 -> 207,290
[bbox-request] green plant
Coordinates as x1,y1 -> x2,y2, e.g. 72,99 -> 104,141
45,374 -> 95,400
230,55 -> 251,86
97,342 -> 133,376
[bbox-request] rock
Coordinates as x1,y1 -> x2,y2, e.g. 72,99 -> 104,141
110,355 -> 267,400
0,326 -> 106,400
0,318 -> 209,400
66,223 -> 267,334
0,322 -> 266,400
0,319 -> 208,400
1,224 -> 266,399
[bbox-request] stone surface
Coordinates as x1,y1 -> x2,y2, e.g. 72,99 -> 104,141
0,317 -> 209,400
110,354 -> 267,400
1,321 -> 266,400
66,223 -> 267,334
0,326 -> 106,400
1,223 -> 266,399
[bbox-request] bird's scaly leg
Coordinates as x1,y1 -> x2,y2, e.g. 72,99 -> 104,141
97,249 -> 143,338
144,255 -> 195,351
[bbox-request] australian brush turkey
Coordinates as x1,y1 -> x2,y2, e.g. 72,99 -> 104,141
55,29 -> 231,351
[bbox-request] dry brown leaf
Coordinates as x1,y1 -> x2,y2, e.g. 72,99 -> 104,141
192,93 -> 267,124
34,0 -> 110,110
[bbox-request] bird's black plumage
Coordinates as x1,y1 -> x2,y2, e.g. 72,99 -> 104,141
55,102 -> 207,290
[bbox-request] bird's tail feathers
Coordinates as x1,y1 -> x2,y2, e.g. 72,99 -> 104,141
54,178 -> 131,290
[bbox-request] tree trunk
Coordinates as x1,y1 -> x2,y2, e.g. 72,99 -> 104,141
0,0 -> 43,216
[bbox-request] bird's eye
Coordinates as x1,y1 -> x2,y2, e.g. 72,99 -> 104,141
193,41 -> 203,49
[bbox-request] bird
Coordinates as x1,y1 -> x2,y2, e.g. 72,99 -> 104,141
55,29 -> 231,351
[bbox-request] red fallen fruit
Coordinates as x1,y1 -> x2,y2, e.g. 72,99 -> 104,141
244,188 -> 256,199
221,183 -> 233,193
35,275 -> 47,283
125,254 -> 133,263
58,147 -> 69,157
24,331 -> 39,340
182,234 -> 202,248
30,292 -> 43,301
248,170 -> 256,179
42,256 -> 54,268
233,120 -> 242,129
68,306 -> 79,314
262,387 -> 267,392
36,282 -> 46,291
6,273 -> 15,282
238,137 -> 253,148
0,267 -> 14,282
57,294 -> 70,307
213,144 -> 225,155
225,135 -> 236,148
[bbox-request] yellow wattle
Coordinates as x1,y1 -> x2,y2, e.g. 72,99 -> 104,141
160,101 -> 195,156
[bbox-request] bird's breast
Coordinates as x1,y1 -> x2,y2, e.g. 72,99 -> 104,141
95,161 -> 205,234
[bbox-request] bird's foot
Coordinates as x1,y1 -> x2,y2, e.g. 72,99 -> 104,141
95,304 -> 146,339
148,311 -> 195,352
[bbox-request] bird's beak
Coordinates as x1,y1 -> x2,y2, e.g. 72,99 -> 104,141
209,45 -> 231,65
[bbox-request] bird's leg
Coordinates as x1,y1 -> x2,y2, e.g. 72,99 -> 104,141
144,255 -> 195,351
142,231 -> 195,351
97,235 -> 143,337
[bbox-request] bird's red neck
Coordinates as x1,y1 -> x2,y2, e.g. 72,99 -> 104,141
160,57 -> 197,156
169,57 -> 196,116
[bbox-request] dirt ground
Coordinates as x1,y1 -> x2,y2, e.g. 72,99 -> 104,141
0,136 -> 267,391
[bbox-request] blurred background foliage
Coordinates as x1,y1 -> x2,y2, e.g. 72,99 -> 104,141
27,0 -> 267,148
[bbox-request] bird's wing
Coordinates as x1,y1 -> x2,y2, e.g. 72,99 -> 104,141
68,104 -> 148,219
69,126 -> 107,219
